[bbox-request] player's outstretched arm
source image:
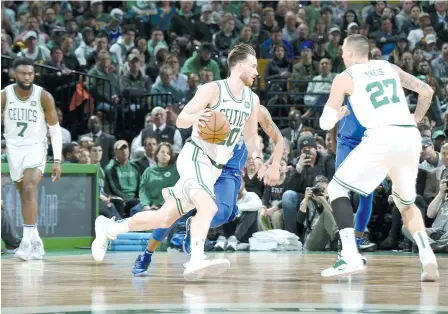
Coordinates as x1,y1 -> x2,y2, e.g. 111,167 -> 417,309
176,83 -> 215,129
319,73 -> 351,131
41,90 -> 62,181
391,64 -> 434,123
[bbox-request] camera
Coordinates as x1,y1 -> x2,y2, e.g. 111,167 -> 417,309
311,185 -> 324,196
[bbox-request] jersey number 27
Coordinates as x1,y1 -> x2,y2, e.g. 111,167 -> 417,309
365,79 -> 400,109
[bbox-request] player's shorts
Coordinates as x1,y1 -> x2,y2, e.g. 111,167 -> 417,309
333,126 -> 420,205
6,142 -> 47,182
168,141 -> 223,216
335,137 -> 361,169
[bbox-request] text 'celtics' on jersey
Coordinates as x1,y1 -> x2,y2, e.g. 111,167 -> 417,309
3,84 -> 47,147
345,60 -> 415,129
191,79 -> 254,165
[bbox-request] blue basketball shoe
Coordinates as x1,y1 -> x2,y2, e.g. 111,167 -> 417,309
132,251 -> 152,276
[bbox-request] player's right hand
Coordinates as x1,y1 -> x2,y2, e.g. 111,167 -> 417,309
51,162 -> 62,182
191,109 -> 212,127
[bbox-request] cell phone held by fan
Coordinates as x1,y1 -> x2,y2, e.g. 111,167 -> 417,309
304,149 -> 311,159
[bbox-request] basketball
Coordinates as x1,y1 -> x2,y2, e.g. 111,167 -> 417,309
198,111 -> 230,144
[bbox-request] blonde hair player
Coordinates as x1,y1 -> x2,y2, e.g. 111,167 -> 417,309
319,34 -> 438,281
91,44 -> 281,280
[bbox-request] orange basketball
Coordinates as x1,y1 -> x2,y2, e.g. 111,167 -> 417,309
198,111 -> 230,144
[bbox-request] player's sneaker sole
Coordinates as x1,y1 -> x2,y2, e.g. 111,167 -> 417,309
421,261 -> 439,282
183,258 -> 230,281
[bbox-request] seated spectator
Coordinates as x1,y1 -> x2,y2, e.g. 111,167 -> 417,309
310,17 -> 328,48
130,143 -> 179,216
109,25 -> 136,67
400,51 -> 415,74
135,37 -> 150,72
120,53 -> 152,111
42,46 -> 73,92
423,34 -> 439,61
281,110 -> 303,152
341,9 -> 360,35
79,136 -> 94,149
131,113 -> 153,160
313,37 -> 332,66
55,107 -> 71,144
244,157 -> 264,199
389,35 -> 410,65
78,115 -> 116,167
42,7 -> 62,36
154,55 -> 188,92
264,44 -> 292,86
135,136 -> 158,173
78,148 -> 91,164
233,25 -> 261,58
86,32 -> 113,69
282,11 -> 299,43
298,175 -> 339,251
302,58 -> 336,119
105,140 -> 140,217
62,142 -> 80,163
373,17 -> 402,59
381,6 -> 399,33
200,68 -> 214,84
147,28 -> 168,62
169,1 -> 197,43
193,5 -> 220,45
260,26 -> 293,59
75,27 -> 95,68
290,42 -> 319,104
365,0 -> 386,33
64,18 -> 83,49
260,158 -> 288,230
213,15 -> 238,61
431,42 -> 448,83
60,35 -> 81,72
291,24 -> 311,58
419,123 -> 432,138
325,26 -> 342,60
14,15 -> 49,45
225,180 -> 262,251
400,4 -> 421,35
408,13 -> 432,51
151,65 -> 184,107
141,107 -> 183,154
184,73 -> 199,103
103,8 -> 124,45
181,42 -> 221,82
282,135 -> 335,236
17,30 -> 50,63
305,0 -> 322,32
147,45 -> 169,82
262,7 -> 278,34
421,137 -> 443,171
250,13 -> 270,46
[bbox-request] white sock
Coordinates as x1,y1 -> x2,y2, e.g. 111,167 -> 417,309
32,227 -> 41,241
339,228 -> 358,257
413,231 -> 433,261
189,237 -> 206,262
23,225 -> 35,242
108,218 -> 130,237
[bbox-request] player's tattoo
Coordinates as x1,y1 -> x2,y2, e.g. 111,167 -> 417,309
259,105 -> 282,143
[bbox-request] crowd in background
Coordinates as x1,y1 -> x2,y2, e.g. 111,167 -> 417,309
1,0 -> 448,254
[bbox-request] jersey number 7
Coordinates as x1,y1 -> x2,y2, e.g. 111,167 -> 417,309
366,79 -> 400,109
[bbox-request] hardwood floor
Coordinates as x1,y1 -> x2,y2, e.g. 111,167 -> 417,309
1,251 -> 447,314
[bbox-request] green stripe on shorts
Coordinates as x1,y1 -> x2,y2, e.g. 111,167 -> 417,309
168,188 -> 184,216
333,176 -> 369,197
192,146 -> 214,198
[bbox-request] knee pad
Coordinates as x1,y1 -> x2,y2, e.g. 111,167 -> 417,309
328,180 -> 350,203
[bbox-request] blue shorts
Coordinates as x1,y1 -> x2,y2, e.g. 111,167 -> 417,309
336,137 -> 361,169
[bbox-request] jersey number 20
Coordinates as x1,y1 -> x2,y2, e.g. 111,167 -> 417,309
365,79 -> 400,109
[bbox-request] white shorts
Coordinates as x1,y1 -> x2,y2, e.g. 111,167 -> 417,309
6,142 -> 47,182
333,126 -> 421,205
168,141 -> 223,215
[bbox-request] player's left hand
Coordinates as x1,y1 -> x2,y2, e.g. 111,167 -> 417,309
51,162 -> 61,182
262,164 -> 280,186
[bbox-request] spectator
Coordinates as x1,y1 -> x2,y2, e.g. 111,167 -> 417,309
213,15 -> 238,58
86,51 -> 120,116
381,6 -> 399,33
371,47 -> 383,60
17,30 -> 50,63
103,8 -> 123,45
321,6 -> 337,30
62,142 -> 80,163
149,1 -> 177,31
401,51 -> 415,74
147,28 -> 168,63
421,137 -> 443,171
431,42 -> 448,83
152,65 -> 184,106
432,130 -> 446,153
170,0 -> 197,41
282,135 -> 335,236
423,34 -> 439,60
264,44 -> 292,83
61,35 -> 81,71
154,55 -> 188,92
200,68 -> 214,84
131,113 -> 154,160
78,148 -> 91,164
181,42 -> 221,81
64,18 -> 83,49
374,17 -> 402,59
313,37 -> 332,65
261,26 -> 293,59
303,58 -> 336,119
305,0 -> 322,32
125,0 -> 157,22
291,42 -> 319,101
419,123 -> 432,138
260,158 -> 288,230
110,25 -> 136,67
244,156 -> 265,199
366,0 -> 387,33
193,5 -> 220,45
413,47 -> 425,65
79,11 -> 98,33
184,73 -> 199,103
325,26 -> 341,60
141,106 -> 183,154
135,136 -> 158,173
105,140 -> 141,217
42,46 -> 73,92
250,13 -> 270,46
292,24 -> 311,58
75,27 -> 95,67
430,0 -> 447,30
281,110 -> 303,152
14,15 -> 49,45
389,34 -> 410,65
346,22 -> 360,38
86,32 -> 113,69
130,143 -> 179,216
402,4 -> 422,34
298,175 -> 339,251
42,7 -> 61,36
416,59 -> 431,78
275,1 -> 288,28
135,37 -> 150,71
297,7 -> 307,25
79,136 -> 94,149
341,9 -> 360,34
78,115 -> 117,167
55,107 -> 71,144
396,0 -> 414,32
262,7 -> 277,34
147,45 -> 169,82
408,12 -> 432,51
282,11 -> 299,43
234,25 -> 261,58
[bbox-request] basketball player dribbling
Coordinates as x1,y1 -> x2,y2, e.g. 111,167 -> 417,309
92,44 -> 279,280
319,34 -> 438,281
1,57 -> 63,261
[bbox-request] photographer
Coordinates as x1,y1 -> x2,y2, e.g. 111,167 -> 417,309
403,177 -> 448,253
297,176 -> 339,251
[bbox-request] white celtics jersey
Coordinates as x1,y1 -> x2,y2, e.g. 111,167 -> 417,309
3,84 -> 47,147
191,79 -> 253,165
346,60 -> 415,129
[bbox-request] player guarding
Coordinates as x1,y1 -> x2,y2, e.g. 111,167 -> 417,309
319,34 -> 438,281
92,44 -> 275,280
1,57 -> 62,261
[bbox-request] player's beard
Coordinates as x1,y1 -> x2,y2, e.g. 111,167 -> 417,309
16,80 -> 33,91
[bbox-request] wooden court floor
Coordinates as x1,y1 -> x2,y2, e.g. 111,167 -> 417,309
1,251 -> 447,314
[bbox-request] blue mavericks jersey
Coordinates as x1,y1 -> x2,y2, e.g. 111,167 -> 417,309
338,98 -> 366,143
224,141 -> 248,171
